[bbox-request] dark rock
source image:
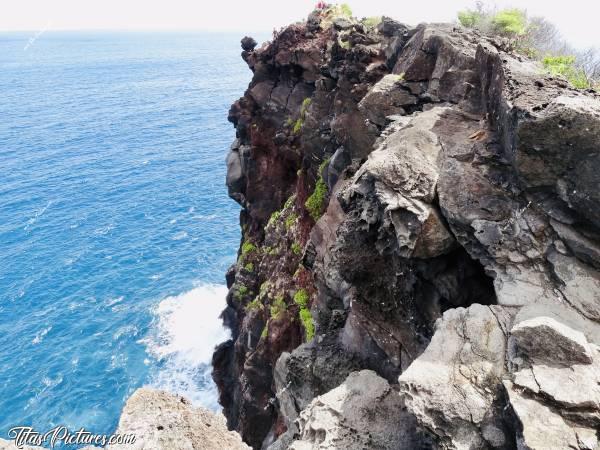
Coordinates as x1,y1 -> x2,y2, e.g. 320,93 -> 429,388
215,14 -> 600,450
241,36 -> 257,51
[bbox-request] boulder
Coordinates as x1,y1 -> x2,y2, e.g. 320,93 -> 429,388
399,304 -> 512,449
357,74 -> 417,126
504,381 -> 598,450
289,370 -> 426,450
510,316 -> 594,366
107,388 -> 249,450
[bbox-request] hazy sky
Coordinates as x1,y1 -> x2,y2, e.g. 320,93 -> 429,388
2,0 -> 598,48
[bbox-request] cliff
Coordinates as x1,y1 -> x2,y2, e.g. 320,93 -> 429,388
215,6 -> 600,450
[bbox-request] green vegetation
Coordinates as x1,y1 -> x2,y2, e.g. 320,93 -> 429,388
299,308 -> 315,340
261,324 -> 268,339
457,6 -> 526,37
362,16 -> 382,28
234,284 -> 250,301
491,8 -> 527,36
244,262 -> 254,272
339,3 -> 352,17
292,98 -> 312,135
284,194 -> 296,209
339,39 -> 351,50
293,289 -> 309,308
285,212 -> 298,230
245,297 -> 263,312
456,5 -> 597,89
543,56 -> 590,89
457,10 -> 483,28
305,177 -> 328,221
268,210 -> 281,227
293,288 -> 314,340
260,281 -> 271,292
241,241 -> 257,258
270,295 -> 287,319
292,118 -> 304,134
291,242 -> 302,255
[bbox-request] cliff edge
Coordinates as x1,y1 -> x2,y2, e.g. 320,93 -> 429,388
215,6 -> 600,450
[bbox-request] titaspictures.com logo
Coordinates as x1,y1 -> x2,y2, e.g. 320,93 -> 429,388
7,426 -> 136,448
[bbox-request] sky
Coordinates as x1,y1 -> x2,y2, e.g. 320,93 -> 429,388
1,0 -> 598,49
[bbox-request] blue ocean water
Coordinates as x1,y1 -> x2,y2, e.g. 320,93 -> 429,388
0,31 -> 260,444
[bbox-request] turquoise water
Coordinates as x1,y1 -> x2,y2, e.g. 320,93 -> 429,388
0,31 -> 257,444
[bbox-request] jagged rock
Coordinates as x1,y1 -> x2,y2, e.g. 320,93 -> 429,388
107,388 -> 249,450
504,381 -> 598,450
377,17 -> 408,37
399,304 -> 512,449
325,146 -> 351,190
513,357 -> 600,409
357,74 -> 417,126
346,107 -> 456,258
547,252 -> 600,322
510,316 -> 594,366
516,95 -> 600,228
550,220 -> 600,269
289,370 -> 426,450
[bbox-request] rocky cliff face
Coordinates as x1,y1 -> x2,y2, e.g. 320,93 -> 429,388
215,7 -> 600,450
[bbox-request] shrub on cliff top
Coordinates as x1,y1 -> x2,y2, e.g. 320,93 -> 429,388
457,6 -> 527,37
456,5 -> 598,88
543,56 -> 590,89
491,9 -> 527,36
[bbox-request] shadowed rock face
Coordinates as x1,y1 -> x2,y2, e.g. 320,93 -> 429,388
215,7 -> 600,450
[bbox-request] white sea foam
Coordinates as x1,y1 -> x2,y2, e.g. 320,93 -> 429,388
172,230 -> 188,240
32,326 -> 52,345
143,284 -> 230,409
24,200 -> 53,231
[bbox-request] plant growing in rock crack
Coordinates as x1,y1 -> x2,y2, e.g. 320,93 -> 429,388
270,295 -> 287,319
291,98 -> 312,135
294,289 -> 315,340
291,242 -> 302,255
285,212 -> 298,230
305,177 -> 328,221
234,284 -> 250,301
241,241 -> 257,260
245,297 -> 263,312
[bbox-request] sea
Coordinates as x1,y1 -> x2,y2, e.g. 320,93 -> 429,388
0,30 -> 264,446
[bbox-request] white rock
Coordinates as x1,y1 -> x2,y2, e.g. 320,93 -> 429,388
107,388 -> 249,450
503,381 -> 596,450
398,304 -> 509,449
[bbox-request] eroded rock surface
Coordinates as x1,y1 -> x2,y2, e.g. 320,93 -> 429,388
108,389 -> 249,450
288,370 -> 428,450
215,5 -> 600,449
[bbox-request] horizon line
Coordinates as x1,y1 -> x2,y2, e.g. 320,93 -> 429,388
0,27 -> 274,34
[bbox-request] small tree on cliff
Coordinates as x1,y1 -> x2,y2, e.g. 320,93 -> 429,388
457,3 -> 598,89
